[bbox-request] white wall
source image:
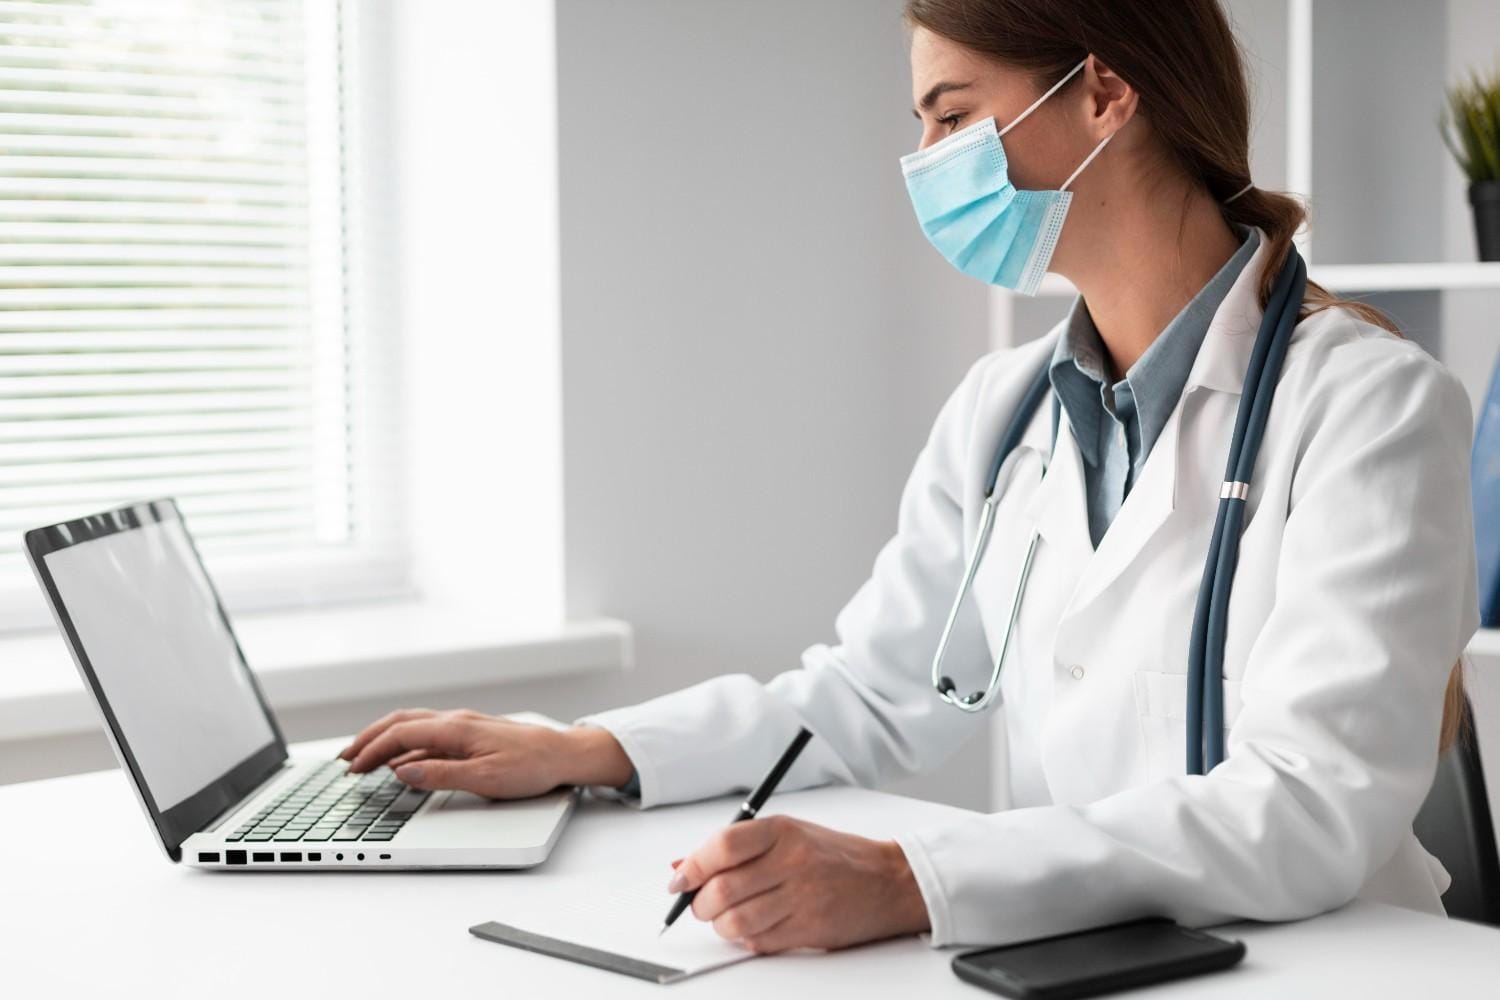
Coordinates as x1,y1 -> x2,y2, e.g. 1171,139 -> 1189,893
548,0 -> 993,809
0,1 -> 995,807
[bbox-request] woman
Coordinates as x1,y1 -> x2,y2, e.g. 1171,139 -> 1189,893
340,0 -> 1476,951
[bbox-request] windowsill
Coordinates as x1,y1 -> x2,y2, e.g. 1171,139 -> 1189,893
0,601 -> 633,743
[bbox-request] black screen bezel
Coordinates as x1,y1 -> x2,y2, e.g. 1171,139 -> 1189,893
24,499 -> 289,861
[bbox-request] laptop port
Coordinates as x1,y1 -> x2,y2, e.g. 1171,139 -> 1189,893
379,854 -> 391,860
308,853 -> 322,862
197,852 -> 221,863
252,852 -> 273,863
279,852 -> 302,862
226,851 -> 247,866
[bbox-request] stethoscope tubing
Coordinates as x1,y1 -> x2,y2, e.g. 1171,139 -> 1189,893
1187,249 -> 1306,773
936,247 -> 1308,777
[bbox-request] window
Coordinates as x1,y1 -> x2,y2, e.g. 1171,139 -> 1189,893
0,0 -> 403,629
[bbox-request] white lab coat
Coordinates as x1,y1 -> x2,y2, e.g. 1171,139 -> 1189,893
581,233 -> 1479,947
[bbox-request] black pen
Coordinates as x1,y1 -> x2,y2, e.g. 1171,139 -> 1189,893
659,726 -> 815,936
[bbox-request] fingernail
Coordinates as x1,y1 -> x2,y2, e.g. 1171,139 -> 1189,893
670,858 -> 683,869
397,765 -> 425,783
667,871 -> 687,893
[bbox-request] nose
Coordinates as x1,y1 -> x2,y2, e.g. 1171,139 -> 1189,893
915,124 -> 943,152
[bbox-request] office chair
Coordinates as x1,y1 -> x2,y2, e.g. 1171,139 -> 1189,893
1413,702 -> 1500,926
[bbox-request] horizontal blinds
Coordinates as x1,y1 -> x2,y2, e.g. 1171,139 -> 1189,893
0,0 -> 350,565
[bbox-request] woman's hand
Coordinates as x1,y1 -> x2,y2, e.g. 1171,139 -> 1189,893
670,814 -> 930,953
337,709 -> 634,798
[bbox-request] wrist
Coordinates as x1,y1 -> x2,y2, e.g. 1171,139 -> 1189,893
881,839 -> 932,936
554,725 -> 635,789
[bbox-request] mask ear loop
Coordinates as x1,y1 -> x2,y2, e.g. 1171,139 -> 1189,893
1059,132 -> 1113,192
997,59 -> 1088,138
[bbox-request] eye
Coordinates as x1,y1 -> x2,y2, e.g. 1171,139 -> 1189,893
937,112 -> 965,132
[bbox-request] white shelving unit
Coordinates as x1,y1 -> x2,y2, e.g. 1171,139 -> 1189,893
989,0 -> 1500,418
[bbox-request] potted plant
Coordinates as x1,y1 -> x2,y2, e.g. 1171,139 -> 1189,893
1442,65 -> 1500,262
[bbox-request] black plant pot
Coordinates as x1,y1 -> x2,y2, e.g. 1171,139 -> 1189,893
1473,181 -> 1500,262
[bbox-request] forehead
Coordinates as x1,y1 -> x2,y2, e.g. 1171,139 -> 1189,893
908,26 -> 1000,94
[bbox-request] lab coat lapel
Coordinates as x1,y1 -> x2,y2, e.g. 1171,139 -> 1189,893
1064,403 -> 1181,614
1059,233 -> 1272,617
1021,405 -> 1092,564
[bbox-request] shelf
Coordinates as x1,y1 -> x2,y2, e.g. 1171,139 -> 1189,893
1311,262 -> 1500,294
1468,628 -> 1500,660
1006,262 -> 1500,303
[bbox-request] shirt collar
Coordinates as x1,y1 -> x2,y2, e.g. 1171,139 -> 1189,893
1047,226 -> 1260,467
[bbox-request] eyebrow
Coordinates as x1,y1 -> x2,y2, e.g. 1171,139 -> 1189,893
913,80 -> 974,118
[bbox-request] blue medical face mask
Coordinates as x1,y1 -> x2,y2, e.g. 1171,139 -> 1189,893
900,60 -> 1112,296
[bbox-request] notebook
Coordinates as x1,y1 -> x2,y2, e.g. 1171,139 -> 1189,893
469,870 -> 757,984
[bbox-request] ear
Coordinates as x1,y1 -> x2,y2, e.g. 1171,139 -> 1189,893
1081,54 -> 1138,139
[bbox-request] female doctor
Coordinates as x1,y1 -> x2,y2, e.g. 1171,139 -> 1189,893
340,0 -> 1478,951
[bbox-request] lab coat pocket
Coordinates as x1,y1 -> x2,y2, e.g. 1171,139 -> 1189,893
1132,670 -> 1244,776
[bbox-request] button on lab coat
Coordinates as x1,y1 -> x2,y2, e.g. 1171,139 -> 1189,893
581,233 -> 1479,946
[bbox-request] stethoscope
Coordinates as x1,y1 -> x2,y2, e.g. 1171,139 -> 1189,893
931,247 -> 1308,775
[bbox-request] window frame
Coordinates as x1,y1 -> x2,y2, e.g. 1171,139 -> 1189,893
0,0 -> 412,632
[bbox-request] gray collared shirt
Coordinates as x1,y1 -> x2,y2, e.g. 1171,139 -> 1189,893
1048,228 -> 1259,548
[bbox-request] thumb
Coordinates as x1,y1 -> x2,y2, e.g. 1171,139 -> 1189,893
395,758 -> 487,794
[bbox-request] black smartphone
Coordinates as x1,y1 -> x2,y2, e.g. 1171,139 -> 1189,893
950,918 -> 1246,1000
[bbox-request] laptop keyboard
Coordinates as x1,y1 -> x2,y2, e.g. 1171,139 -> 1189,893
225,760 -> 431,844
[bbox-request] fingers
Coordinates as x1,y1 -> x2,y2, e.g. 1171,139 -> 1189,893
710,886 -> 792,944
386,748 -> 437,769
671,816 -> 783,894
347,717 -> 476,773
739,914 -> 797,955
392,757 -> 493,794
691,856 -> 785,923
339,708 -> 436,762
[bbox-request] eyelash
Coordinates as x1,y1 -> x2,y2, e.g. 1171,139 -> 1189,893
937,112 -> 965,131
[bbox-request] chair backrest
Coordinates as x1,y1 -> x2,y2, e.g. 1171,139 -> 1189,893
1413,712 -> 1500,926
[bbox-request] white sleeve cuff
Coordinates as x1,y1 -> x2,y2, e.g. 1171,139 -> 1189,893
895,831 -> 955,947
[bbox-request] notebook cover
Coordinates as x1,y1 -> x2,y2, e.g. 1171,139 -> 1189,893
469,920 -> 689,984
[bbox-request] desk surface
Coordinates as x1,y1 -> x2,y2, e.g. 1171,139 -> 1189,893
3,739 -> 1498,998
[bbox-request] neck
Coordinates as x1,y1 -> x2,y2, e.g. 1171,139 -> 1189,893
1059,174 -> 1241,380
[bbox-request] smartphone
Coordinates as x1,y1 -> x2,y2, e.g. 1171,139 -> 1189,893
950,917 -> 1246,1000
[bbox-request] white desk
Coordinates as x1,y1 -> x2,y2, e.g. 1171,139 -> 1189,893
3,740 -> 1498,997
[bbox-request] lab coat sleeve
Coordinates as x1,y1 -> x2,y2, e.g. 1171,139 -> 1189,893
895,343 -> 1480,946
577,352 -> 1000,809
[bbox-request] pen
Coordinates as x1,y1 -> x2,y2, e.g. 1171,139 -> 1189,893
659,726 -> 815,936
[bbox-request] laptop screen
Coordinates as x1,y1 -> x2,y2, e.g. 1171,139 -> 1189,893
26,501 -> 286,858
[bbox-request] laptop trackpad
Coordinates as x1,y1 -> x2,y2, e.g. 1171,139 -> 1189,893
401,787 -> 575,850
437,790 -> 498,812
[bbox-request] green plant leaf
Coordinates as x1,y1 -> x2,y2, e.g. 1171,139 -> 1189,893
1443,63 -> 1500,182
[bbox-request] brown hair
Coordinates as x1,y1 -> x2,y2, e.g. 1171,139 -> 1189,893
905,0 -> 1468,751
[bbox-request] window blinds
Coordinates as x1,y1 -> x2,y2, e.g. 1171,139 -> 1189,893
0,1 -> 355,579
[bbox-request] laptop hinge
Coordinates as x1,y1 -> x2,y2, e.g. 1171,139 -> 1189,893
199,761 -> 294,834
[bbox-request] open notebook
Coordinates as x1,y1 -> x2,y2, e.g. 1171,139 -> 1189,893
470,870 -> 757,984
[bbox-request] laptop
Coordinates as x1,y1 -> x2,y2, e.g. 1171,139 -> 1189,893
24,498 -> 576,870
